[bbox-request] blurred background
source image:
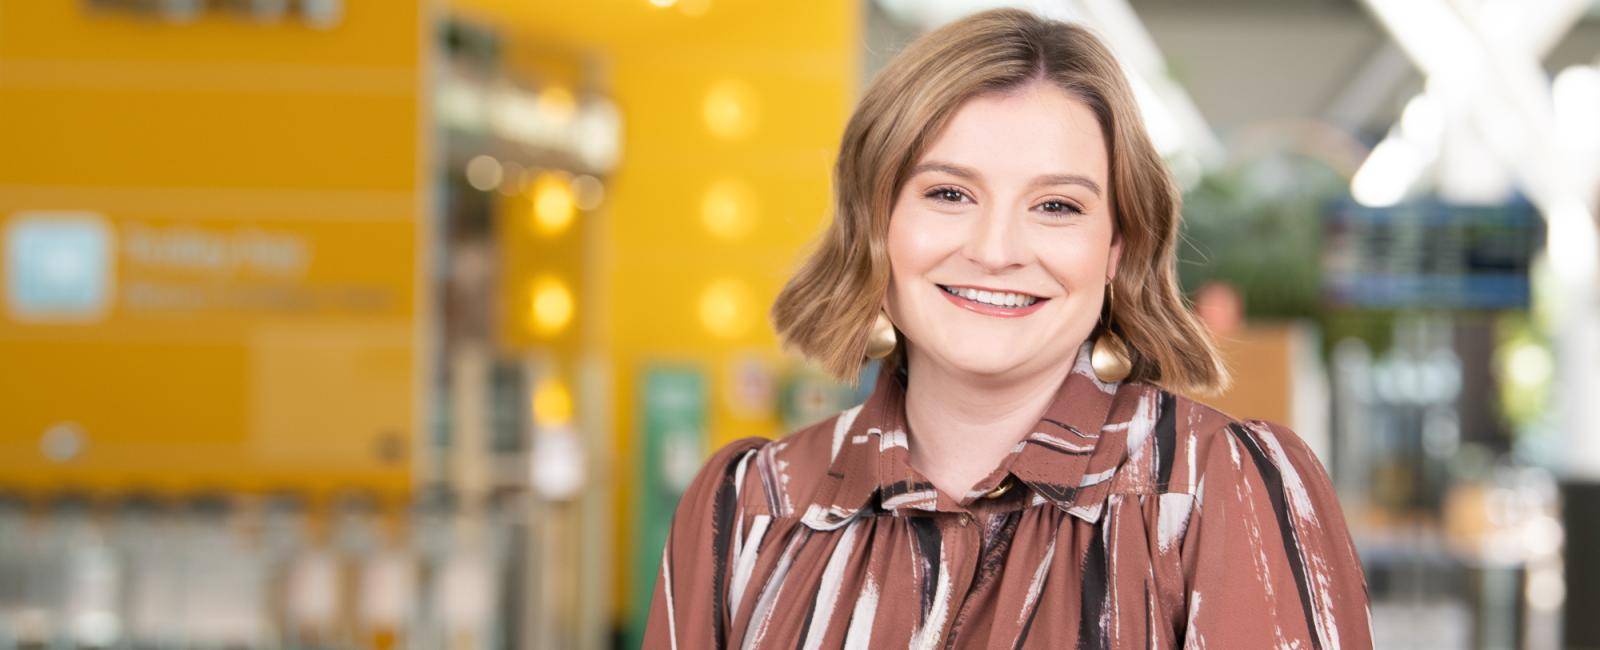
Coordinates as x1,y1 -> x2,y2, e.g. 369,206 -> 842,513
1,0 -> 1598,648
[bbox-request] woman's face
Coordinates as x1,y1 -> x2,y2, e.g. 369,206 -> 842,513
885,80 -> 1122,380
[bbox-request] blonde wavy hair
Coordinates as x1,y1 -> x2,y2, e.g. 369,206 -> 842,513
770,7 -> 1230,396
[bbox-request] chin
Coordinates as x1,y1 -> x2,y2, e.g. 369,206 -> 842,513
938,347 -> 1033,377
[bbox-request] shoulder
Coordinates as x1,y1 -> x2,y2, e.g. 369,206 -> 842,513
677,404 -> 864,519
1206,416 -> 1337,499
1125,384 -> 1356,548
1158,393 -> 1340,522
1108,380 -> 1324,498
754,404 -> 867,517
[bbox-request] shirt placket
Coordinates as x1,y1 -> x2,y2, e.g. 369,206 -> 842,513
927,509 -> 982,649
940,488 -> 1030,648
881,450 -> 997,648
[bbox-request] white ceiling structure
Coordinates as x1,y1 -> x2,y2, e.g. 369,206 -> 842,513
867,0 -> 1600,182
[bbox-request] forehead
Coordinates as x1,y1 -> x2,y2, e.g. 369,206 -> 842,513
917,82 -> 1108,184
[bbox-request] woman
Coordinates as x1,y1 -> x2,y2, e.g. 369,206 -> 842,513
645,7 -> 1372,648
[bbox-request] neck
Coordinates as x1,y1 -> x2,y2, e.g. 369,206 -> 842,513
901,344 -> 1077,500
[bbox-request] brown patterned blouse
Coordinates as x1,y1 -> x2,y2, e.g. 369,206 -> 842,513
644,341 -> 1374,648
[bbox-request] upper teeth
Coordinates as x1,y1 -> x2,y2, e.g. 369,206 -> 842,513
943,285 -> 1039,308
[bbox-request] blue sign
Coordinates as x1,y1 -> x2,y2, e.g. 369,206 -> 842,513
1321,196 -> 1542,310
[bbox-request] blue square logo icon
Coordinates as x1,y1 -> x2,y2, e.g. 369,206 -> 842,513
4,212 -> 115,322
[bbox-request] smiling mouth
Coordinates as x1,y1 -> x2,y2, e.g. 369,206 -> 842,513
936,284 -> 1048,309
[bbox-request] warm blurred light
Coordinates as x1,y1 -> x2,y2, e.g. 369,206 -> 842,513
1522,513 -> 1564,557
488,84 -> 543,145
532,376 -> 574,427
677,0 -> 711,16
530,429 -> 586,500
701,177 -> 757,240
437,75 -> 484,131
465,155 -> 503,192
1505,340 -> 1553,388
698,278 -> 752,339
536,85 -> 578,128
533,171 -> 577,236
703,79 -> 759,140
530,275 -> 575,336
1351,135 -> 1426,207
1527,563 -> 1566,611
571,174 -> 605,211
648,0 -> 677,7
573,98 -> 624,172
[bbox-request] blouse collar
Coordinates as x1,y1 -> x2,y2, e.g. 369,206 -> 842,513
798,339 -> 1130,531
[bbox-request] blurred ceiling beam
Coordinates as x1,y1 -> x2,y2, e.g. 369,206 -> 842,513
1357,0 -> 1590,206
1074,0 -> 1225,180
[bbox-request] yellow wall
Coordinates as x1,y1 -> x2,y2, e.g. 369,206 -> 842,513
454,0 -> 861,620
0,2 -> 426,495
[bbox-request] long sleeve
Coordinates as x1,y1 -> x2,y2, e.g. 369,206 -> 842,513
1178,418 -> 1373,649
643,436 -> 769,649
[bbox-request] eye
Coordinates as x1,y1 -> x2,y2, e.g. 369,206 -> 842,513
1037,199 -> 1085,217
923,186 -> 971,204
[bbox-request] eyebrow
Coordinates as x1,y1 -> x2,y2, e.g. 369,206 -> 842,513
909,161 -> 1103,198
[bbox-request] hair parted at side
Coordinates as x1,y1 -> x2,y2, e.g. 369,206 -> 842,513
769,7 -> 1232,396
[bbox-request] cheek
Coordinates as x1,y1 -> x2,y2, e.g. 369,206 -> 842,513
886,208 -> 957,276
1037,231 -> 1111,287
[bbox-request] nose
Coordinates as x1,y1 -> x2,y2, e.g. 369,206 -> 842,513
961,206 -> 1029,272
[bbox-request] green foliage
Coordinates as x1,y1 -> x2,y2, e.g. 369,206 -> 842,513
1177,153 -> 1333,317
1175,151 -> 1398,356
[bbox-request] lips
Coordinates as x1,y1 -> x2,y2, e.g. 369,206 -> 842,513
936,283 -> 1050,318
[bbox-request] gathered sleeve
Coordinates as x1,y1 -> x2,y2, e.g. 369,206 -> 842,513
1178,418 -> 1374,649
643,436 -> 769,649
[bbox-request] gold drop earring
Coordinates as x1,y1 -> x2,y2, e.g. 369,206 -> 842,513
1090,280 -> 1132,383
865,308 -> 897,360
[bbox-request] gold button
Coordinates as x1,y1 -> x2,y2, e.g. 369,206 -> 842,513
983,477 -> 1013,499
958,514 -> 971,527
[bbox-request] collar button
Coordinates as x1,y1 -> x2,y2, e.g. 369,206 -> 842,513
983,477 -> 1013,499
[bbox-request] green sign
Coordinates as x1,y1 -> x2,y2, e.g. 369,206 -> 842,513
627,363 -> 707,647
